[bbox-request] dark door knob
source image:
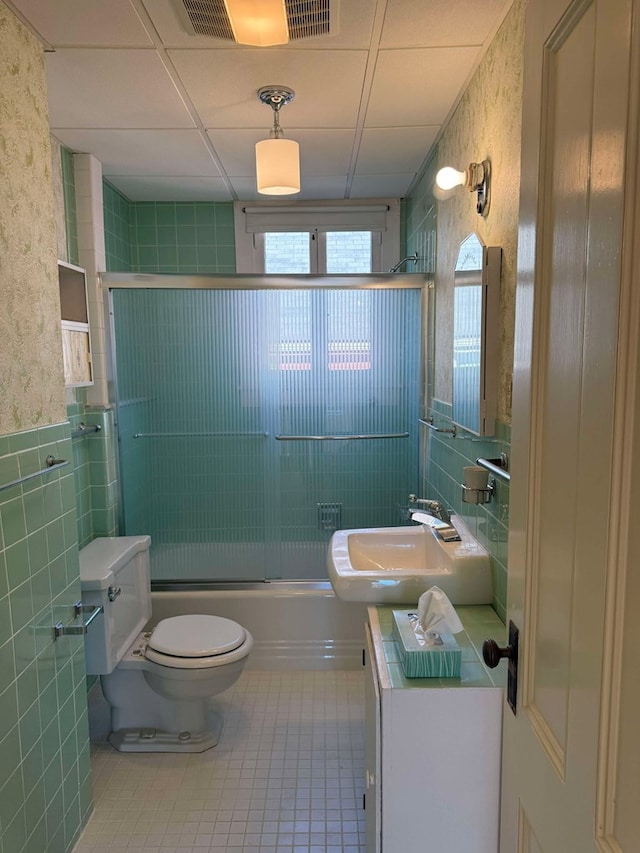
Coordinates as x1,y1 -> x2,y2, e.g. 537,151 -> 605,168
482,621 -> 520,716
482,638 -> 515,668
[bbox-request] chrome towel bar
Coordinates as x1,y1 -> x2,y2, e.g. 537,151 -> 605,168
275,432 -> 409,441
476,454 -> 510,482
419,417 -> 457,437
133,431 -> 269,439
54,602 -> 103,640
71,423 -> 102,438
0,455 -> 69,493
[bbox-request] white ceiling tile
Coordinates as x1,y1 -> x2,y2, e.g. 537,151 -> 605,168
207,130 -> 258,177
356,126 -> 439,174
53,130 -> 221,176
365,46 -> 480,127
230,175 -> 349,201
9,0 -> 153,46
46,50 -> 195,129
142,0 -> 376,49
380,0 -> 510,48
169,49 -> 368,127
108,176 -> 233,202
8,0 -> 510,205
227,177 -> 261,200
350,174 -> 415,198
208,128 -> 356,177
295,176 -> 350,199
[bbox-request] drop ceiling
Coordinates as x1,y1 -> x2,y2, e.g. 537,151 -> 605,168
8,0 -> 513,202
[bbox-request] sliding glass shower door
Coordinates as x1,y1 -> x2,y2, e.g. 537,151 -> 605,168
111,280 -> 421,582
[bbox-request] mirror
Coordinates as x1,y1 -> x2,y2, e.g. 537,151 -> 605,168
452,233 -> 501,436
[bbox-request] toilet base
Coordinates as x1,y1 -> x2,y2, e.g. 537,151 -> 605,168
109,709 -> 223,753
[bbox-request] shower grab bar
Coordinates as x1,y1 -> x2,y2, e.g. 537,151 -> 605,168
0,455 -> 69,493
419,417 -> 457,437
133,431 -> 268,439
71,423 -> 102,438
476,454 -> 511,482
275,432 -> 409,441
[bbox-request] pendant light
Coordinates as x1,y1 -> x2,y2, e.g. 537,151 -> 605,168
255,85 -> 300,195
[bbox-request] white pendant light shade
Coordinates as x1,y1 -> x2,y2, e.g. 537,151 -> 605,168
256,138 -> 300,195
224,0 -> 289,46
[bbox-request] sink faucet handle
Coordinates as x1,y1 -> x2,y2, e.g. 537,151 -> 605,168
407,496 -> 451,525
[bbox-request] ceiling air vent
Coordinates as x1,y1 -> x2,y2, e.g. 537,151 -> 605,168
174,0 -> 338,42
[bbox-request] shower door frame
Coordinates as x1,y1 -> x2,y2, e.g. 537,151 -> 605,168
103,272 -> 427,586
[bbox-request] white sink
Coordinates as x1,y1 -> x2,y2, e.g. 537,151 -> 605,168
327,516 -> 493,604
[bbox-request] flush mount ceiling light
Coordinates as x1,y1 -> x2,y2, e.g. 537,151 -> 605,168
224,0 -> 288,46
174,0 -> 337,45
256,86 -> 300,196
435,160 -> 491,216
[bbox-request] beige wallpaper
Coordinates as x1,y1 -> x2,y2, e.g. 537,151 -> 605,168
434,0 -> 525,422
0,3 -> 65,434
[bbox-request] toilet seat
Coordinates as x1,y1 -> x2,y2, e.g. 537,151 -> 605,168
145,615 -> 251,670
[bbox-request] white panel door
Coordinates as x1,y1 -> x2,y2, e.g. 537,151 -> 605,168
500,0 -> 640,850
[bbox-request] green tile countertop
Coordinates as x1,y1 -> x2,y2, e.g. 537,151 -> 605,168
369,604 -> 507,690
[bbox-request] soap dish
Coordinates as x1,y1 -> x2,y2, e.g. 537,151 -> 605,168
392,610 -> 461,678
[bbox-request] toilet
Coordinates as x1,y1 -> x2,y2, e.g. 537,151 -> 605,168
79,535 -> 253,753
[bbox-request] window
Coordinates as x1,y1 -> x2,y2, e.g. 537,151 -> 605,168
325,231 -> 372,273
233,200 -> 401,273
263,229 -> 373,274
273,290 -> 372,373
264,233 -> 311,274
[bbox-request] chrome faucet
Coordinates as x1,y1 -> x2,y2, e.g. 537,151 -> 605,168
408,496 -> 460,541
408,495 -> 452,525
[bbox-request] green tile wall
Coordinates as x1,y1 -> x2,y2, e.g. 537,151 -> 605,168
103,181 -> 133,272
419,401 -> 510,622
101,190 -> 236,274
0,424 -> 92,853
66,401 -> 119,548
60,148 -> 79,268
130,201 -> 236,273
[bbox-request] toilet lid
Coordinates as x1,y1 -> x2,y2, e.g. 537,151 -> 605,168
148,615 -> 245,658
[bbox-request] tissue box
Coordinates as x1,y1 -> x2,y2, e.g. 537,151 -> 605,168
391,610 -> 461,678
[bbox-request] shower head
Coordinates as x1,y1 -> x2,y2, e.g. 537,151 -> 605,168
389,252 -> 419,273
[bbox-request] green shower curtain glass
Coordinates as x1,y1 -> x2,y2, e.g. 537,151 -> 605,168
112,286 -> 420,582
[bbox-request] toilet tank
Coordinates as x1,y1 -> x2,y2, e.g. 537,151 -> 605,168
79,535 -> 152,675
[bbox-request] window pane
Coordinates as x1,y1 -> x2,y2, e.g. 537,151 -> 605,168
264,232 -> 310,273
276,291 -> 312,371
326,231 -> 372,273
328,291 -> 371,370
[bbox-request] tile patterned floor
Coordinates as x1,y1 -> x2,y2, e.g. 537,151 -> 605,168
73,670 -> 366,852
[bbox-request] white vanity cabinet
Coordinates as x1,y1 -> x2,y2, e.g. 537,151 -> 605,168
364,606 -> 504,853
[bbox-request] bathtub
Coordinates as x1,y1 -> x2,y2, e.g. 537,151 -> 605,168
150,582 -> 368,670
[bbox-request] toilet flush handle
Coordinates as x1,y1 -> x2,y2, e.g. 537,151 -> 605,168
108,585 -> 121,602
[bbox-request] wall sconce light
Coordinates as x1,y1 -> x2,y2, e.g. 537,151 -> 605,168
255,85 -> 300,196
435,160 -> 491,216
224,0 -> 289,46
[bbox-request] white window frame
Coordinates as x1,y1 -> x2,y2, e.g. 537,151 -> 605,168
233,199 -> 401,274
